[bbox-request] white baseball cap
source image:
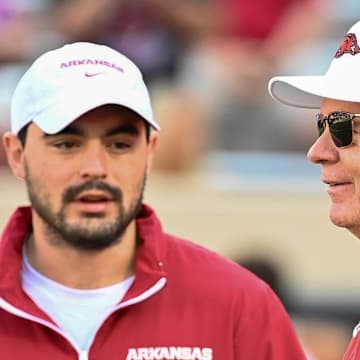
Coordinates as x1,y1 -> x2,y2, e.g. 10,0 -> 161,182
11,42 -> 160,135
268,20 -> 360,109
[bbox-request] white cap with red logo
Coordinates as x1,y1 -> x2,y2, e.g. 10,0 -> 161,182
268,20 -> 360,108
11,42 -> 160,135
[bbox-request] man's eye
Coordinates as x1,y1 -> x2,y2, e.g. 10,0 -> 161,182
53,141 -> 77,149
110,141 -> 131,150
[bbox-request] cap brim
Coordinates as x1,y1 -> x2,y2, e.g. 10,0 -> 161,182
269,74 -> 360,109
268,76 -> 326,109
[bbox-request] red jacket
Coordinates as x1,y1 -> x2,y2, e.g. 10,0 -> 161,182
343,323 -> 360,359
0,205 -> 306,360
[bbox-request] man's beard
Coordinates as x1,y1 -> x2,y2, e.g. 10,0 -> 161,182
25,165 -> 145,251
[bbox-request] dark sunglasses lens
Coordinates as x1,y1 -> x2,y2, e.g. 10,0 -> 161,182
329,116 -> 352,147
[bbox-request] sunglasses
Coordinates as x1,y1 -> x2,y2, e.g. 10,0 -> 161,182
316,111 -> 360,148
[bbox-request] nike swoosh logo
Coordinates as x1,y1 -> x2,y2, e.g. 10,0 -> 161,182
84,72 -> 102,77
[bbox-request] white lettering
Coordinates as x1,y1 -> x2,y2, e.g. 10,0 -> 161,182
182,347 -> 192,359
159,347 -> 170,359
147,348 -> 159,359
169,347 -> 182,359
126,348 -> 139,360
126,347 -> 213,360
138,348 -> 150,360
192,348 -> 202,359
202,348 -> 213,360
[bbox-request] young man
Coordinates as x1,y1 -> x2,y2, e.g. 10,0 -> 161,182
269,19 -> 360,360
1,42 -> 306,359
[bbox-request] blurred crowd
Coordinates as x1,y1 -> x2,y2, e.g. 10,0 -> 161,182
0,0 -> 332,170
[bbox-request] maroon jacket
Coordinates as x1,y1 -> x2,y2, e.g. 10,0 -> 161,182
343,323 -> 360,359
0,205 -> 306,360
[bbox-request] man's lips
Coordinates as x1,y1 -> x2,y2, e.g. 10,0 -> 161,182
323,179 -> 353,196
323,179 -> 352,187
73,191 -> 114,212
75,191 -> 112,202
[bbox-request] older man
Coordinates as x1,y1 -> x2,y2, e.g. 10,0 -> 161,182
269,19 -> 360,360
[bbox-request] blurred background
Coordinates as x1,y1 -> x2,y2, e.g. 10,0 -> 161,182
1,0 -> 360,358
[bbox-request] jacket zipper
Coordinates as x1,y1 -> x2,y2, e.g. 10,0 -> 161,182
0,277 -> 166,359
79,351 -> 89,360
0,297 -> 83,355
83,277 -> 167,349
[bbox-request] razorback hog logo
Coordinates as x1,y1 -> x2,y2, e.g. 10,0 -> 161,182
335,33 -> 360,58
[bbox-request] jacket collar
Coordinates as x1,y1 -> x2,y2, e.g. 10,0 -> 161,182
0,204 -> 167,316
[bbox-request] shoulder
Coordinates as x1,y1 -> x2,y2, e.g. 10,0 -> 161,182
343,324 -> 360,359
163,232 -> 272,299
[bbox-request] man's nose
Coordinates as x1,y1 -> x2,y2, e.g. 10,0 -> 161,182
307,128 -> 339,164
79,143 -> 108,179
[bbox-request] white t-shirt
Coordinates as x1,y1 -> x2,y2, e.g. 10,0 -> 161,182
21,250 -> 135,351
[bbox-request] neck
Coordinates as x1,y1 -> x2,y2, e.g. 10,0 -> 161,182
348,226 -> 360,241
26,219 -> 137,289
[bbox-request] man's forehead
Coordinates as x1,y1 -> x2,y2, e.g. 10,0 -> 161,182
75,104 -> 144,122
32,105 -> 144,137
50,121 -> 141,139
320,98 -> 360,113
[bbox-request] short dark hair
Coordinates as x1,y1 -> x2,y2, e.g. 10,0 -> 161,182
17,123 -> 30,147
144,121 -> 151,142
17,120 -> 151,147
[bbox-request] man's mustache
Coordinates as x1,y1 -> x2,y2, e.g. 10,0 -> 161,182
63,181 -> 122,203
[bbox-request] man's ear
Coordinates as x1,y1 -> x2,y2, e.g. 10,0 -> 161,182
145,132 -> 158,176
2,131 -> 25,179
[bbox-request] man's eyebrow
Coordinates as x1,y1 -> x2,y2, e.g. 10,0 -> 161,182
105,123 -> 140,137
42,125 -> 84,138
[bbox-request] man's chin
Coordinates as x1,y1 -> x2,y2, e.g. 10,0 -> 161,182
58,222 -> 124,250
329,207 -> 356,229
66,218 -> 119,234
66,206 -> 117,221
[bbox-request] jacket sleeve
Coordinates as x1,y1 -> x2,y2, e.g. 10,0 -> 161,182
234,283 -> 308,360
342,325 -> 358,360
